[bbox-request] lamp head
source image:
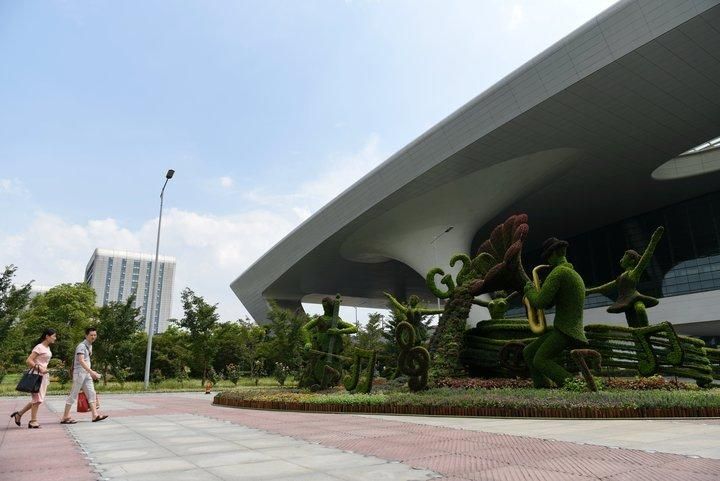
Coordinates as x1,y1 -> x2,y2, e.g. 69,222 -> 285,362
166,169 -> 175,179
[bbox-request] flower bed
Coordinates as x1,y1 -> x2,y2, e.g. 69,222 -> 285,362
213,386 -> 720,418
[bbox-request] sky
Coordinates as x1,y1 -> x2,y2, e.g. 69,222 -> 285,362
0,0 -> 618,324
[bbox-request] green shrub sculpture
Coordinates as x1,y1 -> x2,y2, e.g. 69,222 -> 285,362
383,293 -> 438,389
343,348 -> 377,394
299,295 -> 357,390
523,237 -> 588,388
427,214 -> 531,378
586,227 -> 664,328
462,321 -> 715,387
395,320 -> 431,391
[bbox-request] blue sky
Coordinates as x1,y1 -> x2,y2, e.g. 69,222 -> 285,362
0,0 -> 617,322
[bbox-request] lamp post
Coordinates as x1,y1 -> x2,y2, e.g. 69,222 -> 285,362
430,226 -> 454,320
143,169 -> 175,389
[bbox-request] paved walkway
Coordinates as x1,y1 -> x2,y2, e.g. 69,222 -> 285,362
1,393 -> 719,481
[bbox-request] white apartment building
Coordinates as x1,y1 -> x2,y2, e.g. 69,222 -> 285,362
84,248 -> 176,334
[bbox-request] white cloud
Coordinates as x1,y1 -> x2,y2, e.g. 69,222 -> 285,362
2,209 -> 297,322
2,135 -> 387,323
219,176 -> 234,188
0,178 -> 29,197
244,134 -> 386,217
507,4 -> 524,31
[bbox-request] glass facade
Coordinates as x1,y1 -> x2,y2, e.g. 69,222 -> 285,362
102,257 -> 114,306
117,258 -> 127,301
508,190 -> 720,314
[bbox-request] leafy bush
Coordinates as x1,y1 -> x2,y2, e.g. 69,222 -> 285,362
0,365 -> 6,384
110,365 -> 129,387
603,375 -> 694,391
176,365 -> 190,386
251,359 -> 265,386
274,362 -> 290,386
434,377 -> 532,389
151,368 -> 164,387
50,359 -> 71,388
226,363 -> 241,386
218,385 -> 720,410
207,366 -> 220,385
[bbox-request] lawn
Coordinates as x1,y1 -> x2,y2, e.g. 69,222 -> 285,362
0,373 -> 290,396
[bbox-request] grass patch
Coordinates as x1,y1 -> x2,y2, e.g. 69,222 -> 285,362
0,373 -> 290,396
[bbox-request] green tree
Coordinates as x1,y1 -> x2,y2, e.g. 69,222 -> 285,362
0,265 -> 33,364
212,320 -> 256,374
94,294 -> 143,385
259,302 -> 309,374
355,313 -> 386,352
174,288 -> 219,385
19,283 -> 97,363
151,325 -> 192,379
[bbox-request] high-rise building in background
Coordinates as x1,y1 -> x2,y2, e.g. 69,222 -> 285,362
84,248 -> 176,333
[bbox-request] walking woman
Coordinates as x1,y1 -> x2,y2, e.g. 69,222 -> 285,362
10,328 -> 57,428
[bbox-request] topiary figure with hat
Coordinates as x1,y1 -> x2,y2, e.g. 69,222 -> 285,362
522,237 -> 588,388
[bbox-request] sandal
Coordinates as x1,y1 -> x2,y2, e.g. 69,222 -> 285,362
10,411 -> 21,427
28,421 -> 40,429
60,418 -> 78,424
92,415 -> 108,422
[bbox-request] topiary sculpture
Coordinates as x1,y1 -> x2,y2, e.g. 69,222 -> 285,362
473,291 -> 518,320
396,321 -> 431,391
299,295 -> 357,390
343,348 -> 377,394
427,214 -> 530,377
586,226 -> 664,328
523,237 -> 588,388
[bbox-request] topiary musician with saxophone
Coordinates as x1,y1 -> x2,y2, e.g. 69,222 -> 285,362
522,238 -> 588,388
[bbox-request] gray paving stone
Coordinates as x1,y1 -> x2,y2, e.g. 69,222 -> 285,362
109,468 -> 223,481
184,450 -> 276,468
98,457 -> 197,477
328,463 -> 439,481
208,459 -> 315,480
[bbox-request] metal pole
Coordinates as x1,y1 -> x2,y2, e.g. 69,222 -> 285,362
143,176 -> 171,389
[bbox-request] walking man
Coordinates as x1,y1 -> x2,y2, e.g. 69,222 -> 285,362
60,327 -> 108,424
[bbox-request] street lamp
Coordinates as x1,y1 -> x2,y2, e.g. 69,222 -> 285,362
143,169 -> 175,389
430,226 -> 454,319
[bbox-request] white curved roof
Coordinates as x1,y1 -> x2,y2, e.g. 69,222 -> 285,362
232,0 -> 720,323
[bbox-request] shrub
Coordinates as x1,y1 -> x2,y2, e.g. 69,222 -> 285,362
50,359 -> 71,388
434,377 -> 532,389
0,365 -> 6,384
274,362 -> 290,386
207,366 -> 220,385
226,363 -> 241,386
110,365 -> 128,387
151,368 -> 164,387
251,359 -> 265,386
176,365 -> 190,386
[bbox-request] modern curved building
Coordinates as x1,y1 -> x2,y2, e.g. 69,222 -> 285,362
232,0 -> 720,343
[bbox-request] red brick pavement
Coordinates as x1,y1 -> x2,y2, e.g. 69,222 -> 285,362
2,393 -> 720,481
0,398 -> 98,481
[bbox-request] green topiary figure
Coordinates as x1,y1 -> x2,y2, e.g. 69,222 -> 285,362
384,293 -> 443,332
586,227 -> 664,328
523,237 -> 588,388
343,348 -> 377,393
427,215 -> 531,375
473,291 -> 518,320
299,295 -> 357,390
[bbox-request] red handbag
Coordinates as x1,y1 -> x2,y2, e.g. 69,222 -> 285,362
77,391 -> 90,412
